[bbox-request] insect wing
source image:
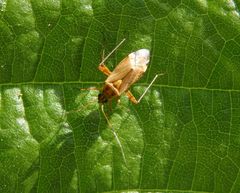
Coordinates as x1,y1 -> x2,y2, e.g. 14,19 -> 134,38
105,57 -> 132,83
128,49 -> 150,69
106,49 -> 150,83
118,69 -> 143,94
118,49 -> 150,94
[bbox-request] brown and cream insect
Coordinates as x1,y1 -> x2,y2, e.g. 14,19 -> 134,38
82,39 -> 162,163
95,39 -> 160,108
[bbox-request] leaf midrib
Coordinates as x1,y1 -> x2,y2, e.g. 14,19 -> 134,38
0,82 -> 239,93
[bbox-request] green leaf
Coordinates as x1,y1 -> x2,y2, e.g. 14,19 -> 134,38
1,0 -> 240,193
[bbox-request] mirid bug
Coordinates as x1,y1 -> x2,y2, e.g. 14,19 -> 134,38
82,39 -> 162,164
97,39 -> 160,107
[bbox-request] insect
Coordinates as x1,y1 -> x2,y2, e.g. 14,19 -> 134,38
83,39 -> 162,164
97,39 -> 160,107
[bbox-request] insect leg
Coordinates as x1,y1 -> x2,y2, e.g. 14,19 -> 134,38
98,63 -> 112,76
98,38 -> 126,67
137,73 -> 164,103
125,90 -> 138,104
98,49 -> 111,76
98,38 -> 126,76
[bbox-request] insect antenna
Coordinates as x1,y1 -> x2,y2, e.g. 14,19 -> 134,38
64,88 -> 99,115
65,98 -> 98,115
100,104 -> 127,165
137,73 -> 164,103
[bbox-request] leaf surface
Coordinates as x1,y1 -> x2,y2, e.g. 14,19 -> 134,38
1,0 -> 240,193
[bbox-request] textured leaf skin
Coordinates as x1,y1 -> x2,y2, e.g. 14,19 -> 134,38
0,0 -> 240,193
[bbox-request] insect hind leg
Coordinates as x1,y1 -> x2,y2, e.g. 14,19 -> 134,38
125,90 -> 138,104
98,39 -> 126,76
98,63 -> 112,76
137,73 -> 164,103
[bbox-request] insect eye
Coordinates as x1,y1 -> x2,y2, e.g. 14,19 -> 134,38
98,93 -> 108,103
98,93 -> 102,100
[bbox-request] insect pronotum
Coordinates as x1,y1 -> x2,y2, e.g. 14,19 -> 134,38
83,39 -> 162,164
